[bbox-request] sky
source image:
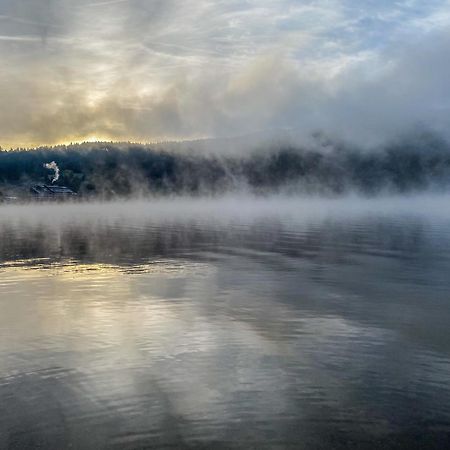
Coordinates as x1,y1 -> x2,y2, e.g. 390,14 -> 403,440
0,0 -> 449,148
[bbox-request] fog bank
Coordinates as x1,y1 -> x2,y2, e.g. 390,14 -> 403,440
2,132 -> 450,197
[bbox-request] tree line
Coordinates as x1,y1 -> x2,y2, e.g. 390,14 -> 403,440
1,133 -> 450,197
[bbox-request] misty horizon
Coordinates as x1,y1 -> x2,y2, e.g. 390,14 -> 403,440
2,129 -> 450,199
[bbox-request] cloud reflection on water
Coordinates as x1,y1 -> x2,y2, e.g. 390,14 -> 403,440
1,197 -> 450,448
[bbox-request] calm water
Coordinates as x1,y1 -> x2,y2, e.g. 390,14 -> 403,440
1,197 -> 450,449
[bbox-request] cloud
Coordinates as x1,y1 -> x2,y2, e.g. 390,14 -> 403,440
0,0 -> 449,148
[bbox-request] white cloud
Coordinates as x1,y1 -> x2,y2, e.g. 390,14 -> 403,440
0,0 -> 449,147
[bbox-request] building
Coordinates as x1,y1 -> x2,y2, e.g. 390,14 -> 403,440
30,184 -> 77,199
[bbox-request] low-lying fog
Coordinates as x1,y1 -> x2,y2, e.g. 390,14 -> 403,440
1,194 -> 450,225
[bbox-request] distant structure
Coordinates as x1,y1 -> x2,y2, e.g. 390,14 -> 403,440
0,191 -> 18,203
30,184 -> 77,199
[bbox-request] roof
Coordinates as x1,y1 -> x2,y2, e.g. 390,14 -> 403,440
30,184 -> 76,196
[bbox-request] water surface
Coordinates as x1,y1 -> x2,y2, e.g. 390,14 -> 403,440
1,197 -> 450,449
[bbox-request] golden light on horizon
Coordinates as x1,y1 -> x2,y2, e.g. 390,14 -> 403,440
82,135 -> 111,144
53,134 -> 117,148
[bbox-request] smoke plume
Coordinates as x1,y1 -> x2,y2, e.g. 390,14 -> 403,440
43,161 -> 60,184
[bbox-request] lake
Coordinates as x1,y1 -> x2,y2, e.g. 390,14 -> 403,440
1,196 -> 450,449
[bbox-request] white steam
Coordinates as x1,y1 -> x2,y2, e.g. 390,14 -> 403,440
43,161 -> 60,184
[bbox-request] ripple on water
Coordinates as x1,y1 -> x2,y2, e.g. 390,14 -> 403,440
1,203 -> 450,448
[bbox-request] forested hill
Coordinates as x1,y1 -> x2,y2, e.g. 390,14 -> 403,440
1,133 -> 450,197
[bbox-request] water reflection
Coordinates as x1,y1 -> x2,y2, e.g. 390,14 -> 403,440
1,199 -> 450,448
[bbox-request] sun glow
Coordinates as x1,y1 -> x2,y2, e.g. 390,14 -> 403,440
55,134 -> 114,147
83,135 -> 110,143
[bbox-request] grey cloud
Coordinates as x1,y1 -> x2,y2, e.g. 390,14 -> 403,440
0,0 -> 449,148
0,0 -> 69,40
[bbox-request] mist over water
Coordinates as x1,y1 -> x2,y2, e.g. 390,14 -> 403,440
1,196 -> 450,449
2,131 -> 450,198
